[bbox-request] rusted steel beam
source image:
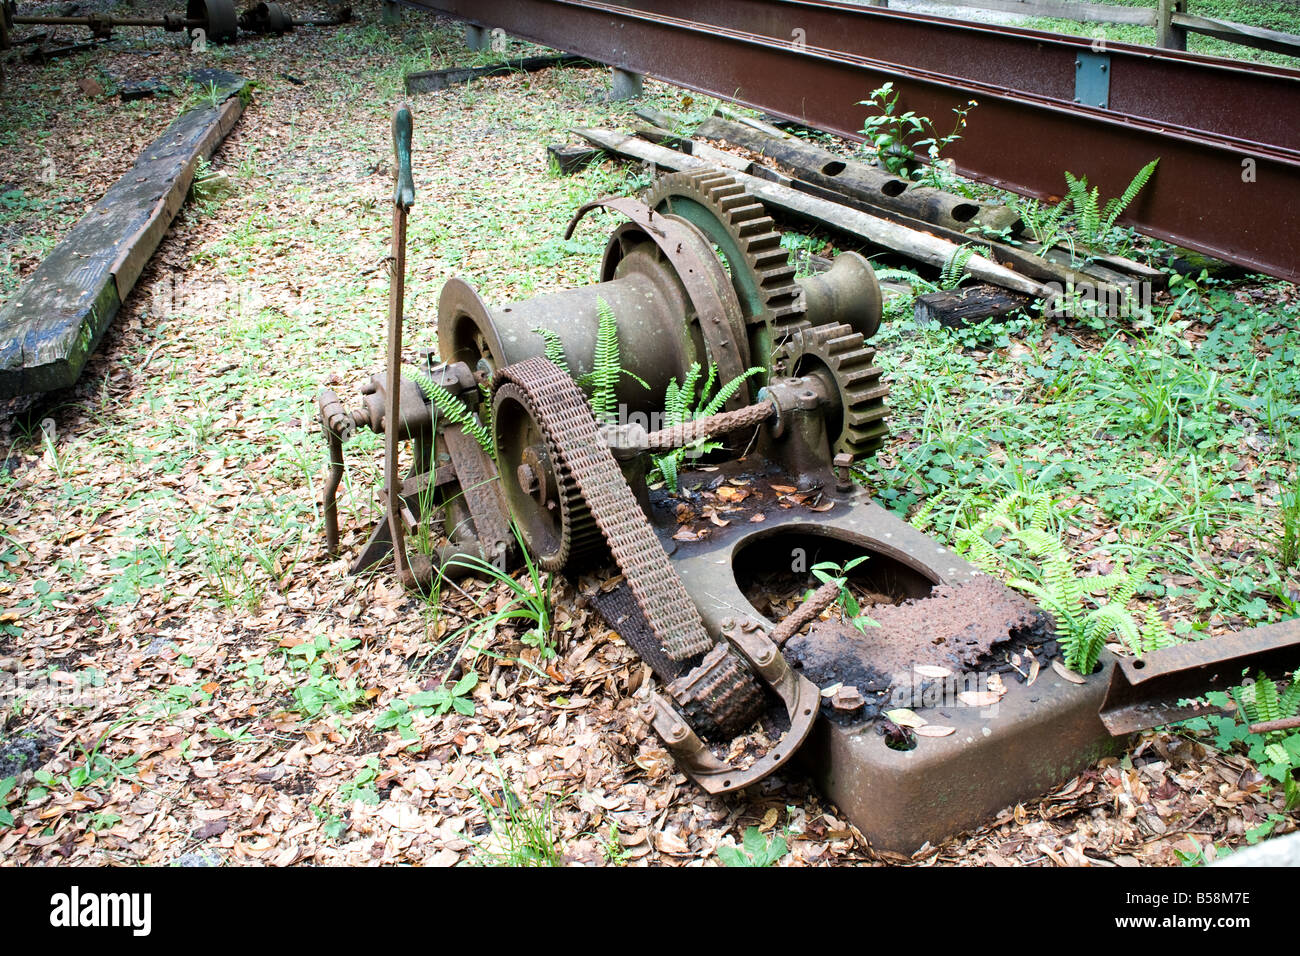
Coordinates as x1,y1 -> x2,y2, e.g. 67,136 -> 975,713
616,0 -> 1300,153
1100,618 -> 1300,735
412,0 -> 1300,281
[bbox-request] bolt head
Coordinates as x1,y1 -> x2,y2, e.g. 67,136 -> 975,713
517,462 -> 539,494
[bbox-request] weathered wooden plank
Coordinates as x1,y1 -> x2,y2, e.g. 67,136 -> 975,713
933,0 -> 1155,26
546,143 -> 602,175
1173,12 -> 1300,57
0,70 -> 250,398
915,284 -> 1031,328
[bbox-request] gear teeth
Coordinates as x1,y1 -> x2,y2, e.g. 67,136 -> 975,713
776,322 -> 891,459
668,644 -> 765,741
642,170 -> 810,351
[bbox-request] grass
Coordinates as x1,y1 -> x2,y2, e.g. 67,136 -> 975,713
866,268 -> 1300,632
1016,0 -> 1300,68
470,775 -> 564,867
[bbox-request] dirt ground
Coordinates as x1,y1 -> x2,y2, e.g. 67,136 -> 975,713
0,3 -> 1291,866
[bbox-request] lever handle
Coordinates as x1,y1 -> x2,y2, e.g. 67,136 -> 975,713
392,105 -> 415,209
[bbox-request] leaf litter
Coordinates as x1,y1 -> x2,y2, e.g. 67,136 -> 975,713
0,5 -> 1291,867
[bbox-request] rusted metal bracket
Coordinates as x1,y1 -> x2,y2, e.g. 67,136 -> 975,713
565,195 -> 753,409
647,621 -> 821,794
1099,617 -> 1300,735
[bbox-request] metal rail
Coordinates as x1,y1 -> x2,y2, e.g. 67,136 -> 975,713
616,0 -> 1300,152
408,0 -> 1300,282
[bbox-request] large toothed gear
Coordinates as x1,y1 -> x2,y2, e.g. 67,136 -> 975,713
642,171 -> 808,363
776,323 -> 890,459
491,379 -> 605,573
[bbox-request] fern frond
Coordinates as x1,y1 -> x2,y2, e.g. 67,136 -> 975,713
407,366 -> 494,455
696,364 -> 718,415
663,377 -> 683,429
939,243 -> 974,290
1015,528 -> 1058,558
1082,186 -> 1101,242
656,451 -> 678,493
873,267 -> 939,295
1103,158 -> 1159,231
1028,495 -> 1050,534
1254,673 -> 1282,723
1139,607 -> 1170,654
957,530 -> 1004,574
678,363 -> 702,415
1278,670 -> 1300,720
533,327 -> 571,374
1090,603 -> 1140,648
591,298 -> 620,425
699,367 -> 764,418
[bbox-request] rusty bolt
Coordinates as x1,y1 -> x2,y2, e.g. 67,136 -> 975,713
517,463 -> 539,495
831,685 -> 866,714
834,453 -> 853,492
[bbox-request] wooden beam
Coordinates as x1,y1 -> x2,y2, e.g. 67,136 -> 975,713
546,142 -> 602,174
405,54 -> 594,94
1158,0 -> 1188,50
1173,12 -> 1300,57
926,0 -> 1155,26
914,284 -> 1031,328
0,71 -> 251,398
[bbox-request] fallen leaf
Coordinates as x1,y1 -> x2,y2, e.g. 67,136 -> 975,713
1052,660 -> 1087,684
885,708 -> 927,728
913,725 -> 956,737
913,665 -> 952,679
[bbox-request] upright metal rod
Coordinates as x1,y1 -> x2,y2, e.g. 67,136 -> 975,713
386,105 -> 416,577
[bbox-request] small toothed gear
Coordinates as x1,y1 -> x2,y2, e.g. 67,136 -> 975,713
776,323 -> 890,459
667,644 -> 766,741
642,171 -> 808,356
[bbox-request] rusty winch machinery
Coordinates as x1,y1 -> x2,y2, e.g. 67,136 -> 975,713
319,107 -> 891,793
317,110 -> 1300,851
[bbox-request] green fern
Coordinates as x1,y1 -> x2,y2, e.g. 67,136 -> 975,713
1138,607 -> 1176,654
1061,159 -> 1159,254
1014,196 -> 1072,257
1279,672 -> 1300,721
1104,158 -> 1159,232
939,243 -> 974,290
1246,674 -> 1284,724
590,297 -> 621,426
952,492 -> 1173,674
533,327 -> 571,375
874,267 -> 939,295
407,366 -> 494,455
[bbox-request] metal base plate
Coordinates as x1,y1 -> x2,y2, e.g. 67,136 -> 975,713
656,464 -> 1125,854
804,654 -> 1122,855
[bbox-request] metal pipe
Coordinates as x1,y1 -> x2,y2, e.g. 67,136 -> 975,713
385,106 -> 416,578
